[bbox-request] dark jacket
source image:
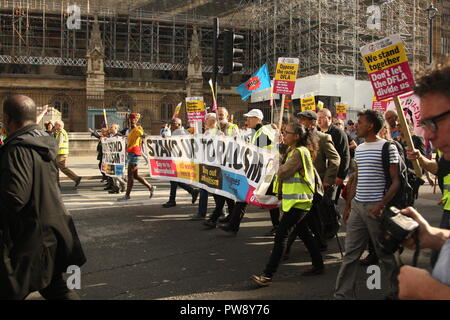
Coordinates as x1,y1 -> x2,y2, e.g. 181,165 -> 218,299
0,125 -> 86,300
325,125 -> 350,180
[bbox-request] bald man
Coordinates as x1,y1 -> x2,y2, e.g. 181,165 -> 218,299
384,110 -> 400,140
0,94 -> 86,299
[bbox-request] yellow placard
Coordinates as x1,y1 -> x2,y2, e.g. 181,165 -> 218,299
336,104 -> 347,114
362,43 -> 408,74
275,63 -> 299,81
175,161 -> 199,182
301,97 -> 316,112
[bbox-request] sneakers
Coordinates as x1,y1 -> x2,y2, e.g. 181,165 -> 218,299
301,265 -> 325,276
162,201 -> 176,208
190,214 -> 205,221
74,177 -> 82,188
191,189 -> 200,204
203,219 -> 217,229
117,195 -> 130,201
251,274 -> 272,287
149,185 -> 156,199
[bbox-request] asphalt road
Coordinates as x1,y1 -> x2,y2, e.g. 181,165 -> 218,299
27,179 -> 442,300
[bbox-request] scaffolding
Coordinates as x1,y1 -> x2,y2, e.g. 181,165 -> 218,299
0,0 -> 431,78
0,0 -> 252,74
230,0 -> 429,79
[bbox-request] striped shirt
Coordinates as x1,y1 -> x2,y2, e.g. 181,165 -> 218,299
355,139 -> 399,203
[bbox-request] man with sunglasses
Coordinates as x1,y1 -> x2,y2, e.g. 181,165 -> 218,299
397,66 -> 450,299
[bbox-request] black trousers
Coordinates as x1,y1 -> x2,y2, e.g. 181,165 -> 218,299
169,181 -> 195,203
263,208 -> 323,278
210,195 -> 235,222
37,273 -> 80,300
228,201 -> 248,232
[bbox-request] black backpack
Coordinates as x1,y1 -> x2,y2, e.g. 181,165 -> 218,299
381,141 -> 414,209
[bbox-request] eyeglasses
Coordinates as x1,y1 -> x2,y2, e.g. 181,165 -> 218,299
419,109 -> 450,133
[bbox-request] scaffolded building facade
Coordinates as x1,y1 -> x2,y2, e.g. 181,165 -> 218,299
231,0 -> 430,79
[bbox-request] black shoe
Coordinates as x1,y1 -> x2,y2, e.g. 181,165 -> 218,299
120,185 -> 126,193
218,215 -> 230,223
360,255 -> 379,266
203,219 -> 217,229
218,223 -> 238,236
265,227 -> 278,236
75,177 -> 82,188
301,265 -> 325,276
108,186 -> 120,194
191,189 -> 200,204
162,201 -> 176,208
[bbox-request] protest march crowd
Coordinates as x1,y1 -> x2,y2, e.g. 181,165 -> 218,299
0,61 -> 449,300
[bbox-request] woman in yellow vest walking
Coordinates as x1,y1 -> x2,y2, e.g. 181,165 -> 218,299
251,123 -> 324,286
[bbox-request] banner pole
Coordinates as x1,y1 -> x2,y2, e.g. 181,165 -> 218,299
278,94 -> 286,132
393,96 -> 422,178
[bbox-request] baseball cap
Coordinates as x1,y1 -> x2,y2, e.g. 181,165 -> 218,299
243,109 -> 264,120
296,110 -> 317,120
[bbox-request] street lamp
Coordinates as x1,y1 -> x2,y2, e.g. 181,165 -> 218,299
426,3 -> 438,65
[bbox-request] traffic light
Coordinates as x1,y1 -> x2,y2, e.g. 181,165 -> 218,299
223,30 -> 244,75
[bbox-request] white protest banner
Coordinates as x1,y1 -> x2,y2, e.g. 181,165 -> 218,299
386,92 -> 424,137
144,135 -> 279,209
101,136 -> 127,177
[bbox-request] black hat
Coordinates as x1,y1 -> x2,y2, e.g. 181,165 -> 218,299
347,120 -> 354,125
296,110 -> 317,120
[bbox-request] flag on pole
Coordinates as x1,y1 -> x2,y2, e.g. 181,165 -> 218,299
103,108 -> 108,127
236,64 -> 271,101
172,102 -> 183,120
208,79 -> 218,111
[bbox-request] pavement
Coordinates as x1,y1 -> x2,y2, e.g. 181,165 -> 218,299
26,155 -> 443,300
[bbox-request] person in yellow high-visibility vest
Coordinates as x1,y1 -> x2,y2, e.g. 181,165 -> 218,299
54,120 -> 81,188
251,122 -> 324,287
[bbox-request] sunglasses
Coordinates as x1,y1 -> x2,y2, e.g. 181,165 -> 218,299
419,109 -> 450,133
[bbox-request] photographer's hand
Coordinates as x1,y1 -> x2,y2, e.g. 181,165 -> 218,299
401,207 -> 450,251
398,265 -> 450,300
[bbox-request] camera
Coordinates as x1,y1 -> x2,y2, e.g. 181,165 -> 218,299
378,207 -> 419,254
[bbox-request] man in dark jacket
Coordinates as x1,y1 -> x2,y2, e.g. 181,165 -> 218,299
317,108 -> 350,203
0,95 -> 86,300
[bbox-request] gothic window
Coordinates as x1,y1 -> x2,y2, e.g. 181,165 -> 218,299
160,103 -> 173,121
50,94 -> 72,122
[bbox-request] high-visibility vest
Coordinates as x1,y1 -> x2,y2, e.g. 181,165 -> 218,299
438,150 -> 450,211
251,124 -> 276,150
280,146 -> 315,212
222,123 -> 239,136
56,128 -> 69,155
